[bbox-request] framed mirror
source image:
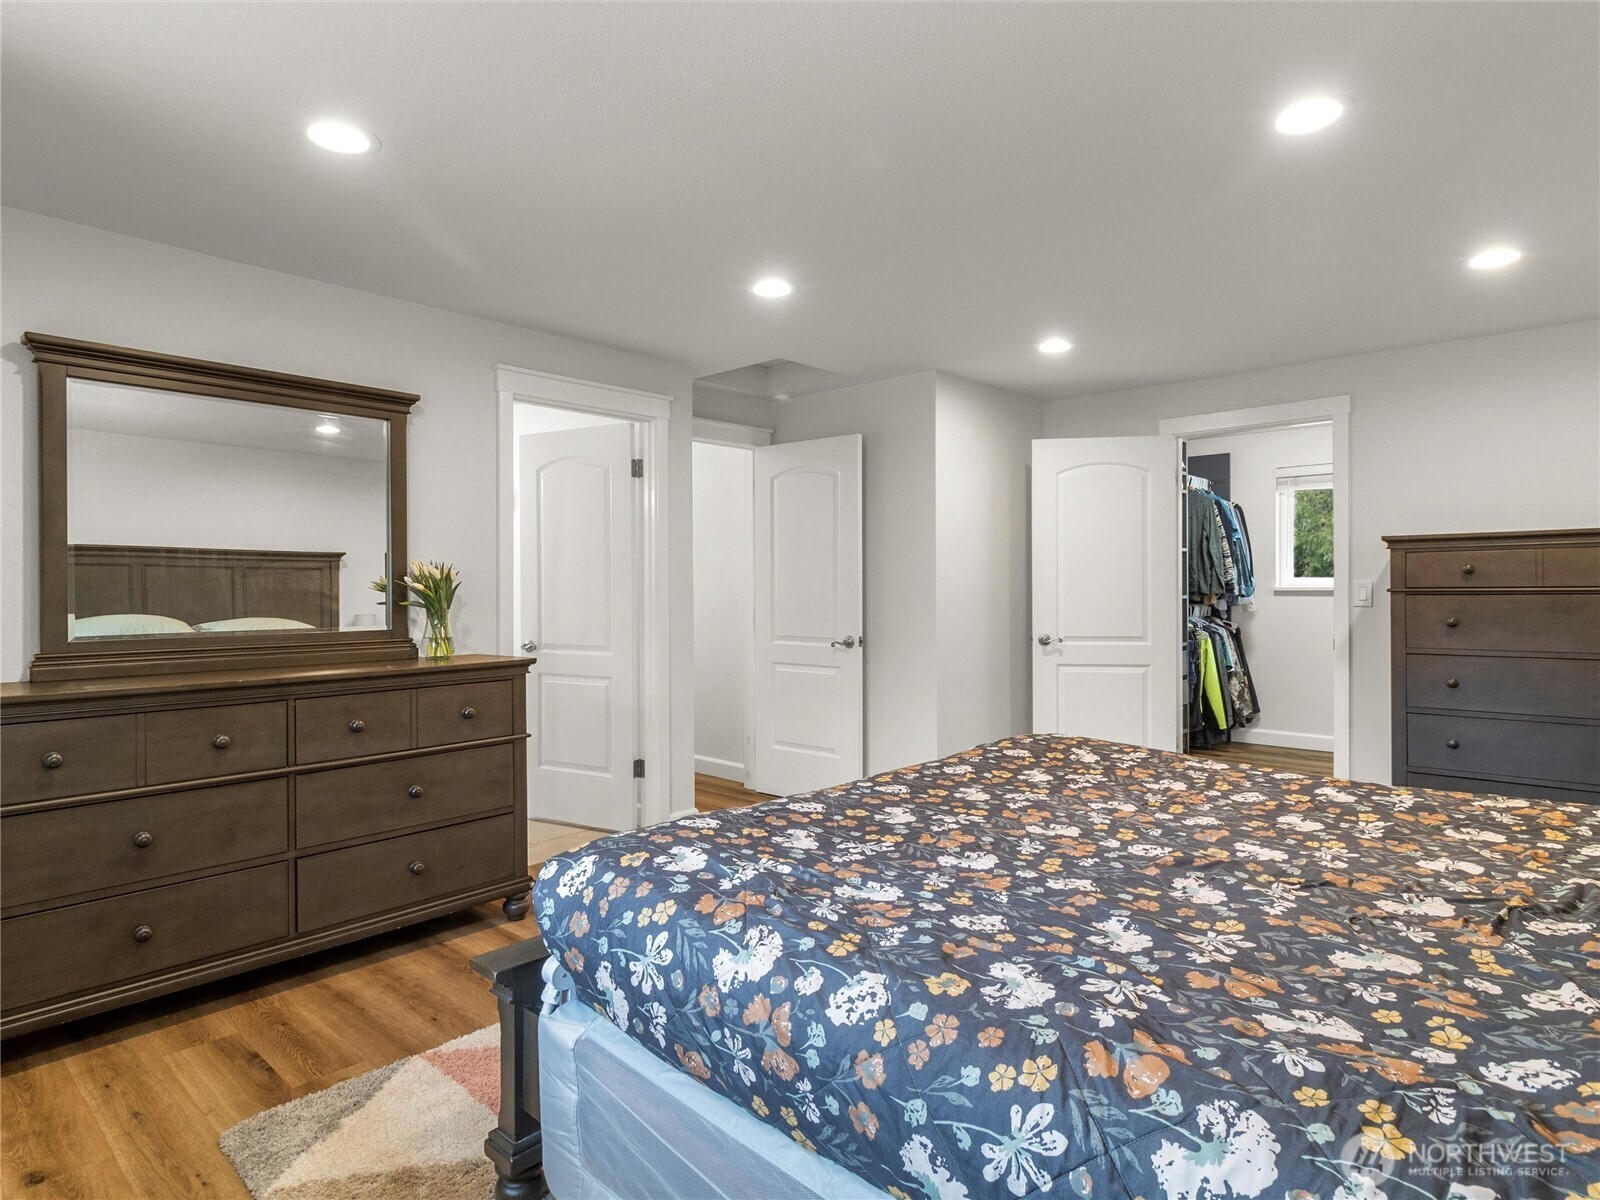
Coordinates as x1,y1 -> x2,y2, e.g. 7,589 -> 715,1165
26,333 -> 418,680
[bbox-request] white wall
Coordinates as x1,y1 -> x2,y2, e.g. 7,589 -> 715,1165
691,441 -> 752,778
1,207 -> 698,822
1046,319 -> 1600,783
692,384 -> 775,430
772,373 -> 940,774
1185,423 -> 1335,751
67,428 -> 388,631
933,373 -> 1042,753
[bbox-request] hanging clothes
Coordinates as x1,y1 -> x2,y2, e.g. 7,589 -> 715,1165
1186,484 -> 1256,605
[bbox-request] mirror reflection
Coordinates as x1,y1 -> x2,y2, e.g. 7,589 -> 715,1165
66,380 -> 390,640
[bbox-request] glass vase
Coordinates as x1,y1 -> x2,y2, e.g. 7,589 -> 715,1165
423,610 -> 454,660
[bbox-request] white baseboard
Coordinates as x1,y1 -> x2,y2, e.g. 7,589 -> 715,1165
667,807 -> 700,821
1230,728 -> 1334,753
694,754 -> 746,781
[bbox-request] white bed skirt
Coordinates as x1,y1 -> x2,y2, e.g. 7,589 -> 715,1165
541,1001 -> 894,1200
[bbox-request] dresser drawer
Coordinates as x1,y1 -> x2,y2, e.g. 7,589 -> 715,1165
1405,548 -> 1536,589
1544,545 -> 1600,588
1,864 -> 289,1011
0,715 -> 138,804
416,680 -> 515,748
295,814 -> 518,932
145,702 -> 288,786
1405,594 -> 1600,654
2,779 -> 288,909
1406,713 -> 1600,787
296,689 -> 412,764
1406,772 -> 1599,805
1407,655 -> 1600,720
296,744 -> 513,847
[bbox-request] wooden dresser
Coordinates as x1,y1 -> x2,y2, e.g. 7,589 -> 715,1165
1385,529 -> 1599,804
0,654 -> 533,1037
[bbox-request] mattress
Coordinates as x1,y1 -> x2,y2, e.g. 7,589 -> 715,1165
535,734 -> 1600,1199
540,998 -> 892,1199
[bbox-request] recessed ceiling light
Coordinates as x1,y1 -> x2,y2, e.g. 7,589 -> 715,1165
751,277 -> 794,298
316,419 -> 341,435
1274,95 -> 1346,136
306,120 -> 378,155
1466,246 -> 1523,270
1038,337 -> 1073,354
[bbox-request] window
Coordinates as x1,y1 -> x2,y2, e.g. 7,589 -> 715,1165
1276,464 -> 1333,590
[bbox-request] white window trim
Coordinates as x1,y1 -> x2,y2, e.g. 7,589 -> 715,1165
1276,462 -> 1334,591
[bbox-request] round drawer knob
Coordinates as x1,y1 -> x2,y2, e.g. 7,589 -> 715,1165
408,861 -> 426,876
40,752 -> 64,770
460,706 -> 477,721
407,785 -> 425,799
132,925 -> 153,943
132,831 -> 154,849
212,734 -> 232,750
1462,564 -> 1475,575
349,719 -> 366,734
1445,678 -> 1460,688
1446,738 -> 1460,750
1444,617 -> 1459,628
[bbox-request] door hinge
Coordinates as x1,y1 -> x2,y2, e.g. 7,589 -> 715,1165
633,758 -> 645,778
631,458 -> 644,479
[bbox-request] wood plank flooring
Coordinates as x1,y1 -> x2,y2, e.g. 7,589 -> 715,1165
0,793 -> 741,1200
694,772 -> 775,811
1187,740 -> 1335,776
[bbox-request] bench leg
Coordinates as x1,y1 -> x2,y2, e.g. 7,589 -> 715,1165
474,938 -> 552,1199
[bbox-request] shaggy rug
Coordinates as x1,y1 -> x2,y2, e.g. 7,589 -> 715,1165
220,1025 -> 500,1199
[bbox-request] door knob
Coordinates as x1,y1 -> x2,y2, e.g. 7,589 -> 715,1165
1037,634 -> 1063,646
830,635 -> 857,649
521,641 -> 537,653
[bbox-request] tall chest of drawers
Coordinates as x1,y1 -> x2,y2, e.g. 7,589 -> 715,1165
0,654 -> 533,1037
1385,529 -> 1599,803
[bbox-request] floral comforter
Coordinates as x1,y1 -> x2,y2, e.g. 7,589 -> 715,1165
534,735 -> 1600,1200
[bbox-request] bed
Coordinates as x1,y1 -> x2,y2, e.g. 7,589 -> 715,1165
69,543 -> 344,631
476,735 -> 1600,1199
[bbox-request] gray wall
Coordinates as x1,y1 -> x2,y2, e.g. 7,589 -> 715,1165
2,207 -> 699,820
933,372 -> 1042,753
1046,319 -> 1600,783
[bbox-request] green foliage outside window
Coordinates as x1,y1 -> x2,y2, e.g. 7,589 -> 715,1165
1293,488 -> 1334,579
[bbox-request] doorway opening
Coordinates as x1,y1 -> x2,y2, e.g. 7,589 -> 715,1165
1181,421 -> 1336,778
691,420 -> 866,801
1163,395 -> 1351,778
496,365 -> 674,840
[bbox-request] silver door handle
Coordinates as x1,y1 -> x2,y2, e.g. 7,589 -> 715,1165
521,640 -> 537,653
1037,634 -> 1063,646
830,635 -> 858,649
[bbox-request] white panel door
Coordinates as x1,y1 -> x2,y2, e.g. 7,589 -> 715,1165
750,435 -> 864,796
1031,436 -> 1181,750
519,424 -> 636,830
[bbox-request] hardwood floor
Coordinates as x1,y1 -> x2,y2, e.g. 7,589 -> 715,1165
1188,740 -> 1335,776
1,900 -> 538,1200
0,797 -> 741,1200
694,772 -> 775,811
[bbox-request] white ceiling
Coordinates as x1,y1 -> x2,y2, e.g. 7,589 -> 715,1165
3,3 -> 1595,400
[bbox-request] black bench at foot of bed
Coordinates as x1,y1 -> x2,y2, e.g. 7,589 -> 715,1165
472,936 -> 551,1200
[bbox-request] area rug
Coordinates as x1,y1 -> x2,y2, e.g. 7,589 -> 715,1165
220,1024 -> 500,1199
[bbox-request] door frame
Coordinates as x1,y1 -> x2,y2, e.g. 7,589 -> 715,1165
496,364 -> 673,830
691,419 -> 772,790
1158,395 -> 1352,779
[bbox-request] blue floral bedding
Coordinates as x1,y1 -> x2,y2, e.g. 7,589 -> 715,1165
534,735 -> 1600,1200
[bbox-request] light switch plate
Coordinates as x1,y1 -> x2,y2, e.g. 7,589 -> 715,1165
1353,580 -> 1374,607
